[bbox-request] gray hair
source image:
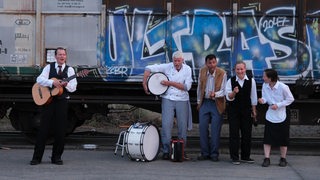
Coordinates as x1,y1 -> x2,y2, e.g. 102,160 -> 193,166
172,51 -> 184,59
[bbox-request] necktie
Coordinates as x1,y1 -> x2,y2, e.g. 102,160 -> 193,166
58,65 -> 62,75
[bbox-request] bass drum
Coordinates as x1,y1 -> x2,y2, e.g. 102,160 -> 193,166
125,122 -> 160,161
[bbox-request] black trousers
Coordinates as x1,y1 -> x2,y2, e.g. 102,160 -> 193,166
32,98 -> 68,161
228,108 -> 252,160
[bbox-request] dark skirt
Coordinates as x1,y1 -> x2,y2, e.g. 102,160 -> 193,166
263,119 -> 290,146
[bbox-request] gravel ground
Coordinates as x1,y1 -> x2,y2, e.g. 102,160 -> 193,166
1,105 -> 319,138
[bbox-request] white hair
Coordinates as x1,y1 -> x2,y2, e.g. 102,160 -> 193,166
172,51 -> 184,59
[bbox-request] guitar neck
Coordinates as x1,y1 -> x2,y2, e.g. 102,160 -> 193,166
61,69 -> 94,82
62,74 -> 77,82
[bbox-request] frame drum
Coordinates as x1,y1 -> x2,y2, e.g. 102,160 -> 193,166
147,72 -> 169,95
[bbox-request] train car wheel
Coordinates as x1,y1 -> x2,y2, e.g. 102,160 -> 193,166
9,107 -> 54,144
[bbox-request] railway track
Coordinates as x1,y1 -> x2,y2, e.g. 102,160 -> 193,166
1,131 -> 320,156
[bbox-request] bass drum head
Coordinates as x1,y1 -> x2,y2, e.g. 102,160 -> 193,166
142,125 -> 160,161
125,123 -> 160,161
147,72 -> 169,95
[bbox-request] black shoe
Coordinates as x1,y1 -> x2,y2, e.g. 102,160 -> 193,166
184,153 -> 190,161
241,158 -> 255,164
162,153 -> 169,160
279,158 -> 287,167
30,159 -> 41,165
211,156 -> 219,162
232,159 -> 240,165
51,159 -> 63,165
197,155 -> 210,161
262,158 -> 270,167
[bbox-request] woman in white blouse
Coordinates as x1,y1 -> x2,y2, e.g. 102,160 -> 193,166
258,69 -> 294,167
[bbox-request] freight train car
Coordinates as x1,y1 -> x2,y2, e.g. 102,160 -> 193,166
1,0 -> 320,142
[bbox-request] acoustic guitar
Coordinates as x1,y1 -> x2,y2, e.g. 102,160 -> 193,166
32,69 -> 91,106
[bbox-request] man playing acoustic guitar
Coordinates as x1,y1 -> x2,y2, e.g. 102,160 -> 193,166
30,47 -> 77,165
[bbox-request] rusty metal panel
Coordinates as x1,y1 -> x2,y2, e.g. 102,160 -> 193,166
306,0 -> 320,13
172,0 -> 231,13
0,14 -> 35,66
107,0 -> 165,12
42,0 -> 101,14
0,0 -> 35,11
239,0 -> 296,13
44,15 -> 101,67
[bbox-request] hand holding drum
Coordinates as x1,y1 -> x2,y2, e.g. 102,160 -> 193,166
147,72 -> 169,95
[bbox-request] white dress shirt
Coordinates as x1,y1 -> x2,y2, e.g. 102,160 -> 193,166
260,81 -> 294,123
196,70 -> 227,103
145,62 -> 193,101
36,63 -> 77,93
225,75 -> 258,105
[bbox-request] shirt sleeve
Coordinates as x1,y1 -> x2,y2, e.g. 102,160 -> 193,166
277,84 -> 294,108
36,65 -> 54,88
65,67 -> 77,93
251,78 -> 258,105
260,83 -> 268,105
145,63 -> 168,73
225,78 -> 233,101
183,65 -> 193,91
215,73 -> 227,98
196,73 -> 201,104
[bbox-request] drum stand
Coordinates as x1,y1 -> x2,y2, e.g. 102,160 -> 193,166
114,130 -> 127,157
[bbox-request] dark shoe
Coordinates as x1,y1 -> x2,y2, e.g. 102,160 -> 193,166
197,155 -> 210,161
232,159 -> 240,165
241,158 -> 255,164
279,158 -> 287,167
211,156 -> 219,162
51,159 -> 63,165
184,153 -> 190,161
262,158 -> 270,167
162,153 -> 170,160
30,159 -> 41,165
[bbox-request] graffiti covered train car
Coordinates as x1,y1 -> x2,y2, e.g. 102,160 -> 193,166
1,0 -> 320,140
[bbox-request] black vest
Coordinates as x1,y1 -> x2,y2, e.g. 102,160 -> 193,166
49,62 -> 69,99
228,76 -> 252,109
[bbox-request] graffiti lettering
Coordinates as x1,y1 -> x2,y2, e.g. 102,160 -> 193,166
107,66 -> 128,76
261,16 -> 290,32
105,6 -> 317,82
307,15 -> 320,77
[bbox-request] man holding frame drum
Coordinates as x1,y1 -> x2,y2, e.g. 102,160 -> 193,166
142,51 -> 193,160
